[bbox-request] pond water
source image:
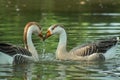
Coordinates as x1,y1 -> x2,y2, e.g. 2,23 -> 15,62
0,0 -> 120,80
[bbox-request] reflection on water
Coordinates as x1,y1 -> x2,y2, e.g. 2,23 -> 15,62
0,12 -> 120,80
0,0 -> 120,80
0,60 -> 120,80
0,64 -> 12,79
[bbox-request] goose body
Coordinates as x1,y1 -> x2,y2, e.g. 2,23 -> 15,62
0,22 -> 43,64
44,24 -> 119,61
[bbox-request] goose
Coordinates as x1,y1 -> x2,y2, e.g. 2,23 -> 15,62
0,22 -> 43,64
44,24 -> 119,61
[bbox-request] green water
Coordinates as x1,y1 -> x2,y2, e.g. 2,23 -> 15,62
0,0 -> 120,80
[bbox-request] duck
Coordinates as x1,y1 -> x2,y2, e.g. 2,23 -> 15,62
44,24 -> 119,61
0,22 -> 43,64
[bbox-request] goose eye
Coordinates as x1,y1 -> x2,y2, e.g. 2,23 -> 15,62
51,26 -> 55,30
51,25 -> 58,30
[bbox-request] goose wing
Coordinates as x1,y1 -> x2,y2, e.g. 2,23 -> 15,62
70,43 -> 98,56
96,37 -> 118,53
0,43 -> 32,57
13,54 -> 33,64
70,37 -> 118,56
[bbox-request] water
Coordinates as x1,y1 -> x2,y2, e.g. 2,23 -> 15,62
0,0 -> 120,80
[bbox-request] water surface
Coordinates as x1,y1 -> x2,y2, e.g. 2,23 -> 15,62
0,0 -> 120,80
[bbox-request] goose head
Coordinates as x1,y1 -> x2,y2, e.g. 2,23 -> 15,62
24,22 -> 43,40
44,24 -> 64,40
32,23 -> 43,39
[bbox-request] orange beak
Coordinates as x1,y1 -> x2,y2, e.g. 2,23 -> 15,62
43,30 -> 52,41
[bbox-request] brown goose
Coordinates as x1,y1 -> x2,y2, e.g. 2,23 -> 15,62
0,22 -> 43,64
44,24 -> 119,61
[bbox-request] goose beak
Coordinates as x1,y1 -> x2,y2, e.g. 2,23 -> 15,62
43,30 -> 52,41
39,32 -> 43,41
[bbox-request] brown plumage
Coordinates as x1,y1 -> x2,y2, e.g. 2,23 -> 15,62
44,24 -> 119,61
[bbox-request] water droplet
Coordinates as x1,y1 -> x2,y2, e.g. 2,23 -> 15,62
99,3 -> 103,8
16,8 -> 20,12
80,1 -> 86,5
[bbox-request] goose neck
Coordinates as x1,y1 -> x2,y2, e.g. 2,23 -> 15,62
24,26 -> 39,61
56,29 -> 68,59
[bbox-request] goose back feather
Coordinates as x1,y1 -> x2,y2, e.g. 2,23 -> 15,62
70,37 -> 118,57
0,43 -> 32,56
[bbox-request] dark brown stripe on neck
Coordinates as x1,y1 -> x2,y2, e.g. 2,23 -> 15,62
23,22 -> 40,49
